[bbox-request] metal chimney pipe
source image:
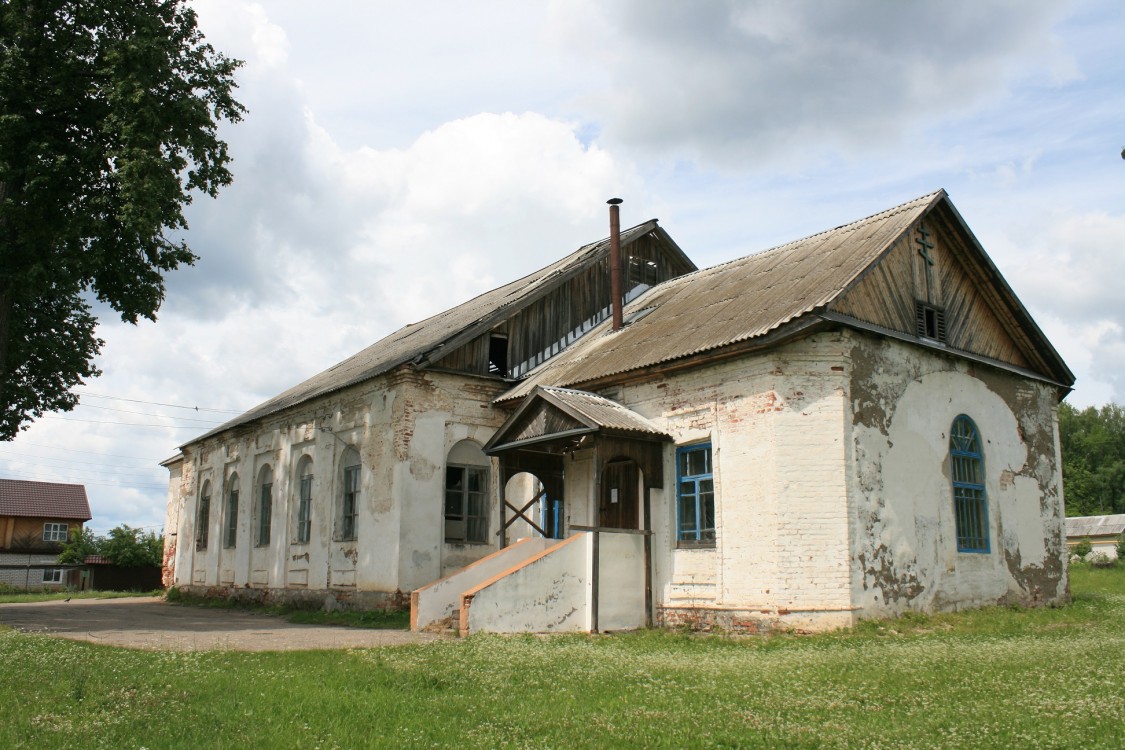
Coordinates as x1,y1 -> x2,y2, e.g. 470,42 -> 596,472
608,198 -> 623,331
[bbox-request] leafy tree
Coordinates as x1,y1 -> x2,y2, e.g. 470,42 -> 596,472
101,524 -> 163,567
56,524 -> 163,567
1059,401 -> 1125,516
57,525 -> 99,564
0,0 -> 244,439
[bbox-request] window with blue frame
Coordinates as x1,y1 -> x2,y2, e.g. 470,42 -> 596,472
677,443 -> 715,546
950,415 -> 989,553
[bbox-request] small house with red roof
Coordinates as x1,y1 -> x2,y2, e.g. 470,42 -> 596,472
0,479 -> 91,589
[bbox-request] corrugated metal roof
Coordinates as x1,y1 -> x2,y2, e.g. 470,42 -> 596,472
501,191 -> 943,401
539,387 -> 668,438
0,479 -> 92,520
1066,514 -> 1125,538
185,220 -> 668,445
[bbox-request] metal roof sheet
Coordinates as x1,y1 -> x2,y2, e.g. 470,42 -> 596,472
1066,514 -> 1125,538
0,479 -> 92,520
539,387 -> 668,438
501,191 -> 942,401
185,220 -> 669,445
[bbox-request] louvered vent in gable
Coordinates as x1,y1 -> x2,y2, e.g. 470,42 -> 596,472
915,300 -> 947,342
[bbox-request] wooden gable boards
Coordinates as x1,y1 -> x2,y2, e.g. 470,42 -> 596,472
828,194 -> 1072,389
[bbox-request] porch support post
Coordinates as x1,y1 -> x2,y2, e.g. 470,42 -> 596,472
643,485 -> 653,628
590,527 -> 600,634
499,463 -> 508,548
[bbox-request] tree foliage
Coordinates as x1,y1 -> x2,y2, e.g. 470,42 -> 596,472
0,0 -> 244,439
58,524 -> 163,567
1059,401 -> 1125,516
56,525 -> 99,564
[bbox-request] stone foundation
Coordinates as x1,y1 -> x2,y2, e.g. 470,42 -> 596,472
657,605 -> 858,634
175,584 -> 408,612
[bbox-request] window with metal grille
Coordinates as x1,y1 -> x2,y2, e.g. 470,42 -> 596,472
296,464 -> 313,544
196,482 -> 211,551
915,300 -> 947,342
340,460 -> 360,541
445,465 -> 489,543
677,443 -> 715,546
42,523 -> 68,542
256,467 -> 273,547
950,415 -> 989,553
224,480 -> 239,549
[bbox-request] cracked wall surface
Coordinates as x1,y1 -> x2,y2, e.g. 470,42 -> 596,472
168,365 -> 508,608
846,331 -> 1067,619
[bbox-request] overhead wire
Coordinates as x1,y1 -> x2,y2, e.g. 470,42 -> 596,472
0,468 -> 167,491
77,402 -> 228,425
76,390 -> 245,414
4,441 -> 164,462
41,416 -> 218,429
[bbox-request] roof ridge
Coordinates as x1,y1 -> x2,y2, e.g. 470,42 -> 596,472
650,189 -> 944,290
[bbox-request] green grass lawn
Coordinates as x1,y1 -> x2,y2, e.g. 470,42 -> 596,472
0,589 -> 161,604
2,566 -> 1123,749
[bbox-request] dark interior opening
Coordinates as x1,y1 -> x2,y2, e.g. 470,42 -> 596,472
488,335 -> 509,376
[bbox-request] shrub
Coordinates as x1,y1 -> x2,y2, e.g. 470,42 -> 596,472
1074,538 -> 1093,558
1088,551 -> 1115,568
1117,533 -> 1125,561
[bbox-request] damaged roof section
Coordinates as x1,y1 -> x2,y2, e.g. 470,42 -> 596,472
187,220 -> 694,445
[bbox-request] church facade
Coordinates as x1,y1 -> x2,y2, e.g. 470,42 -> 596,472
164,191 -> 1073,633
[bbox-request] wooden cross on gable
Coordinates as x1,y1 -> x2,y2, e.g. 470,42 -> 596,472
916,221 -> 937,302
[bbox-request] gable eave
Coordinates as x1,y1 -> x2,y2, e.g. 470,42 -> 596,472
935,197 -> 1074,387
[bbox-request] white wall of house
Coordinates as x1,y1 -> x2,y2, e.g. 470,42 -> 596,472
166,330 -> 1066,630
168,367 -> 507,606
603,330 -> 1065,632
611,332 -> 856,632
846,333 -> 1067,619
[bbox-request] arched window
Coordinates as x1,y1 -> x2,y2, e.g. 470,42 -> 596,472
224,473 -> 240,549
338,447 -> 361,541
255,465 -> 273,547
445,440 -> 489,544
294,456 -> 314,544
950,415 -> 989,553
196,480 -> 211,551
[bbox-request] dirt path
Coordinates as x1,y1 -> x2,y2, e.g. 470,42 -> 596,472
0,597 -> 447,651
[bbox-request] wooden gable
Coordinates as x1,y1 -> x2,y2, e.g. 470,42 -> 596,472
828,198 -> 1068,385
501,398 -> 591,448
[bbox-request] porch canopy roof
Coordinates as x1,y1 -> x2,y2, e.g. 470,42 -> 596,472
483,386 -> 671,456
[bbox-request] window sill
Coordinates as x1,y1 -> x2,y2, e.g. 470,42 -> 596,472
676,541 -> 716,550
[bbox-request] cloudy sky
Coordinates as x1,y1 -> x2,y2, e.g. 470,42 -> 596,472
2,0 -> 1122,536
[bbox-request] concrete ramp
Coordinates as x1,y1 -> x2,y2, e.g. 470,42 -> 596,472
411,537 -> 552,631
459,530 -> 646,636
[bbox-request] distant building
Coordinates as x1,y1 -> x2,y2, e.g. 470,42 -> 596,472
164,190 -> 1074,634
1066,514 -> 1125,560
0,479 -> 91,590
